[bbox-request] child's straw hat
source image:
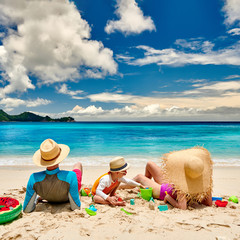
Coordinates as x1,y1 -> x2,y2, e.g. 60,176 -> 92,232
110,156 -> 130,172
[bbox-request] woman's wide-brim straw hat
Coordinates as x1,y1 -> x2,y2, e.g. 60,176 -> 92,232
110,156 -> 130,172
162,147 -> 213,202
33,139 -> 70,167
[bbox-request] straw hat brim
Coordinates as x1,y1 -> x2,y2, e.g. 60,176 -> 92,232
162,147 -> 213,202
33,144 -> 70,167
110,163 -> 130,172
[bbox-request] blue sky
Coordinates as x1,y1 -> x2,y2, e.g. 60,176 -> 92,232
0,0 -> 240,121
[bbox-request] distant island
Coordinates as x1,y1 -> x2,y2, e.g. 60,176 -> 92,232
0,110 -> 75,122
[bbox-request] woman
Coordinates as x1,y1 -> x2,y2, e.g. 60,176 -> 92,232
134,147 -> 213,210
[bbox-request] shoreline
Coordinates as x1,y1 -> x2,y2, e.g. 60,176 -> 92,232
1,156 -> 240,167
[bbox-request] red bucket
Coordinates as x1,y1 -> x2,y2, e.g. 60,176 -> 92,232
215,200 -> 228,207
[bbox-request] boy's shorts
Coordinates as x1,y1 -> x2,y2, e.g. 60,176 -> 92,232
72,169 -> 82,191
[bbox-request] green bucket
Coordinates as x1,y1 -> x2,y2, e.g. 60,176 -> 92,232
140,187 -> 153,201
228,196 -> 239,204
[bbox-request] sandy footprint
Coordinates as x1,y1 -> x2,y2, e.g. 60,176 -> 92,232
176,222 -> 205,231
207,223 -> 230,228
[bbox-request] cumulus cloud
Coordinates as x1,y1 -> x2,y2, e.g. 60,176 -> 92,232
48,104 -> 240,121
222,0 -> 240,26
72,105 -> 104,114
57,84 -> 84,99
0,97 -> 51,109
0,0 -> 117,96
118,40 -> 240,67
105,0 -> 156,35
0,46 -> 35,98
30,81 -> 240,120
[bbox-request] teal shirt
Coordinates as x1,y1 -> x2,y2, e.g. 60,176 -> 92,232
23,168 -> 81,212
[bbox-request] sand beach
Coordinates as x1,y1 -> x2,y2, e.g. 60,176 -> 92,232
0,165 -> 240,240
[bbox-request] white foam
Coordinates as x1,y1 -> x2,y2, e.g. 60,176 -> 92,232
0,155 -> 240,167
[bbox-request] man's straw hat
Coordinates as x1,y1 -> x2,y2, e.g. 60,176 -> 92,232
33,139 -> 70,167
110,156 -> 130,172
162,147 -> 213,202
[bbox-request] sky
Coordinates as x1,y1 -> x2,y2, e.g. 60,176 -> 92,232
0,0 -> 240,121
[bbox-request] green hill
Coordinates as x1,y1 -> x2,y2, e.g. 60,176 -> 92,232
0,110 -> 75,122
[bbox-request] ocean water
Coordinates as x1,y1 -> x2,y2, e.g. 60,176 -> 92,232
0,122 -> 240,167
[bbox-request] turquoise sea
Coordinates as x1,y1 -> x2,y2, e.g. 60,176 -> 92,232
0,122 -> 240,166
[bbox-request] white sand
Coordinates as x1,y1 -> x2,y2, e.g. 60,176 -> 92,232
0,165 -> 240,240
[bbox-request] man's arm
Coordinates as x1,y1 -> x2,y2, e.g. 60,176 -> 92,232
68,172 -> 81,210
23,174 -> 38,213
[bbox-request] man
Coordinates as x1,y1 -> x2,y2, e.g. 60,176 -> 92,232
23,139 -> 82,213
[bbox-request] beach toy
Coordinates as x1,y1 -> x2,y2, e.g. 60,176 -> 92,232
0,197 -> 22,224
130,199 -> 135,205
118,197 -> 123,202
158,205 -> 168,211
80,189 -> 88,196
85,208 -> 97,216
80,188 -> 91,196
89,205 -> 97,212
215,200 -> 228,207
120,208 -> 133,215
150,197 -> 155,202
228,196 -> 238,204
140,187 -> 153,201
212,197 -> 223,201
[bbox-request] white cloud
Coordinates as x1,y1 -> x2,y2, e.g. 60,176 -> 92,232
222,0 -> 240,26
57,84 -> 84,99
0,98 -> 25,108
119,40 -> 240,67
0,46 -> 35,98
84,79 -> 240,110
47,104 -> 240,121
26,98 -> 52,107
0,32 -> 5,38
142,104 -> 161,114
0,97 -> 51,108
225,74 -> 240,79
175,39 -> 214,53
105,0 -> 156,35
194,81 -> 240,92
0,0 -> 117,96
183,81 -> 240,97
72,105 -> 104,114
228,28 -> 240,35
88,92 -> 135,103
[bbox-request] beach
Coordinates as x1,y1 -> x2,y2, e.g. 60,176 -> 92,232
0,165 -> 240,240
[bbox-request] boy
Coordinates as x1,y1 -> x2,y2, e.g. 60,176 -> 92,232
92,157 -> 144,206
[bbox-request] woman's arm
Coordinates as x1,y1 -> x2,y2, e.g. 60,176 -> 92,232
164,192 -> 187,210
